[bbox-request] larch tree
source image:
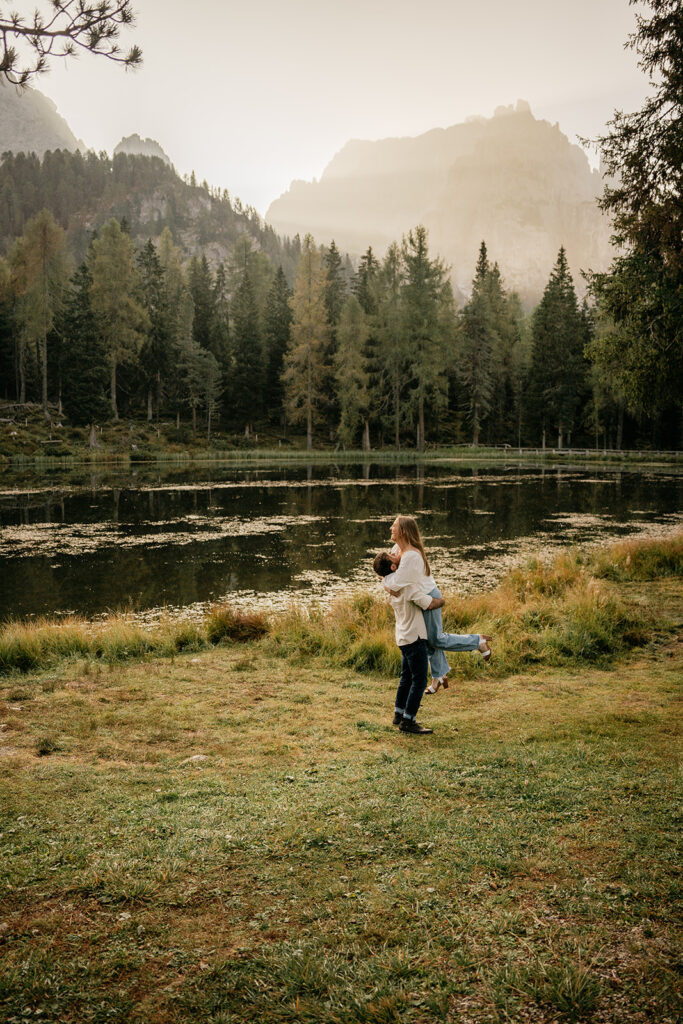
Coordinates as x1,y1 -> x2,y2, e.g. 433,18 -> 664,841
283,235 -> 329,450
88,217 -> 147,421
10,209 -> 69,416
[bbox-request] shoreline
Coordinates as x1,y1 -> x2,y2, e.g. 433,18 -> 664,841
2,532 -> 680,677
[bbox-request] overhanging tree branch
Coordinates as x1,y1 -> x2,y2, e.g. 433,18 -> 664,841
0,1 -> 141,86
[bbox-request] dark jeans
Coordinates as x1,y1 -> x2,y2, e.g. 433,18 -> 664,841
395,637 -> 429,720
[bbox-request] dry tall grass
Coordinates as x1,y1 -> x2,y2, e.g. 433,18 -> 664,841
1,534 -> 680,676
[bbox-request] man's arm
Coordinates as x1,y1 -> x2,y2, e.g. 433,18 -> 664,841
395,581 -> 444,611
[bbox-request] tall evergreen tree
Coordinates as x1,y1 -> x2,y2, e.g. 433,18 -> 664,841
323,240 -> 347,328
59,263 -> 110,428
457,242 -> 496,446
283,235 -> 329,449
352,246 -> 380,316
528,247 -> 587,448
375,243 -> 408,447
88,218 -> 147,420
137,239 -> 174,421
401,226 -> 451,450
230,268 -> 263,434
335,295 -> 370,448
588,0 -> 682,421
262,267 -> 292,426
189,255 -> 217,352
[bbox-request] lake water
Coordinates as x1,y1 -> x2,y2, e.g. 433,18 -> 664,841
0,460 -> 681,621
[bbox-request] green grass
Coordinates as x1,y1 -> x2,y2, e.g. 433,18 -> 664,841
0,542 -> 681,1021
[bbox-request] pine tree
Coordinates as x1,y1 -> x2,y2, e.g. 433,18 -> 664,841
189,255 -> 217,352
374,243 -> 408,447
324,240 -> 348,328
528,247 -> 587,448
283,235 -> 329,449
457,242 -> 497,446
88,218 -> 147,420
262,267 -> 292,426
335,295 -> 369,448
157,227 -> 194,423
230,268 -> 263,434
401,226 -> 451,450
588,0 -> 682,420
59,263 -> 111,428
352,247 -> 380,316
137,239 -> 173,421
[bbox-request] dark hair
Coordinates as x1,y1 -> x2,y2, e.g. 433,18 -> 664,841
373,550 -> 396,577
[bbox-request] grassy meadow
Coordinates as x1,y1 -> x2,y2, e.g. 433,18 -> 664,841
0,536 -> 681,1023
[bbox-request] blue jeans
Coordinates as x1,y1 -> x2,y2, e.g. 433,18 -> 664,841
395,638 -> 429,721
423,586 -> 480,678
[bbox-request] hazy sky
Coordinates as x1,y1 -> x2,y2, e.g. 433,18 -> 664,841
34,0 -> 651,215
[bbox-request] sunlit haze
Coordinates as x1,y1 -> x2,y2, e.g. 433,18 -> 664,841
18,0 -> 650,214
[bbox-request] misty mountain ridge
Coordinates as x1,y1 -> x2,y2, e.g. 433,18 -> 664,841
114,134 -> 172,166
0,83 -> 85,156
0,86 -> 301,279
267,100 -> 613,303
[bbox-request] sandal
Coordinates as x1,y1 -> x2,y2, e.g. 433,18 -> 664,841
425,678 -> 442,694
478,635 -> 493,662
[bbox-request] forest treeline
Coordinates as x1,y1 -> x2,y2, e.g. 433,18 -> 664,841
0,148 -> 302,277
0,204 -> 678,450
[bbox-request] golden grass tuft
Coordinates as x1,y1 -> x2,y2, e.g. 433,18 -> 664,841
205,605 -> 270,644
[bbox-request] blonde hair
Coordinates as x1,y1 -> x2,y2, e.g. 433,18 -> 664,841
394,515 -> 431,576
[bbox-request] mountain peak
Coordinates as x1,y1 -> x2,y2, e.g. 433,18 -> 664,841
114,134 -> 172,166
0,83 -> 84,156
266,104 -> 612,304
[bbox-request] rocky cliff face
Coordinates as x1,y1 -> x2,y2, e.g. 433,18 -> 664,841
267,101 -> 613,304
114,134 -> 172,166
0,84 -> 84,155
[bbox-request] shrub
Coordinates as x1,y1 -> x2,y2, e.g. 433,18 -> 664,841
206,605 -> 269,644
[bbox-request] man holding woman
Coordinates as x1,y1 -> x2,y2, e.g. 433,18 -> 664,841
373,514 -> 492,735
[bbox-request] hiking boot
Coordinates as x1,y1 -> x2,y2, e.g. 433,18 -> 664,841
399,720 -> 433,735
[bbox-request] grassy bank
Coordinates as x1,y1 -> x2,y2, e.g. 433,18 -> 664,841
1,534 -> 681,678
0,540 -> 680,1021
2,405 -> 681,468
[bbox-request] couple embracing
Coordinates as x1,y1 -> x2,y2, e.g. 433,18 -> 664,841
373,515 -> 491,736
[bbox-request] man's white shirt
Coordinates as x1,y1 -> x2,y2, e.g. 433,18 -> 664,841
382,549 -> 434,646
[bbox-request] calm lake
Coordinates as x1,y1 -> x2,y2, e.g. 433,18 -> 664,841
1,459 -> 681,621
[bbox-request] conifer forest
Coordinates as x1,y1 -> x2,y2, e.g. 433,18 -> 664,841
0,0 -> 681,456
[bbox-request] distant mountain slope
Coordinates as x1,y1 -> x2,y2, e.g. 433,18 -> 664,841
0,83 -> 84,155
0,87 -> 299,280
0,148 -> 300,280
267,101 -> 613,303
